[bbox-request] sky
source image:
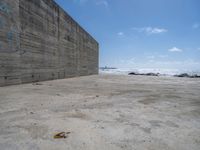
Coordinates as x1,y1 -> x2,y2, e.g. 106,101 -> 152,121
55,0 -> 200,71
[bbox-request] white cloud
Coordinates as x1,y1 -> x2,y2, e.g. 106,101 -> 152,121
193,23 -> 199,29
149,60 -> 200,68
146,27 -> 167,34
117,58 -> 200,70
96,0 -> 108,8
117,32 -> 124,36
168,47 -> 183,52
132,27 -> 168,35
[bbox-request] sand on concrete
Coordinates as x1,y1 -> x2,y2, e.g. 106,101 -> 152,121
0,74 -> 200,150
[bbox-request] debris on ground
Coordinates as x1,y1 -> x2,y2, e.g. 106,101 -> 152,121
54,132 -> 71,139
32,82 -> 43,85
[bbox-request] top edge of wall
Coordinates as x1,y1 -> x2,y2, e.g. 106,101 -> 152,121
52,0 -> 99,45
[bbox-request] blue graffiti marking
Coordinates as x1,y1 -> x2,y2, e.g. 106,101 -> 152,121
0,2 -> 11,15
7,31 -> 13,47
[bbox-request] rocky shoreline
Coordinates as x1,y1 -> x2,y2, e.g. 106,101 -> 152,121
128,72 -> 160,76
174,73 -> 200,78
128,72 -> 200,78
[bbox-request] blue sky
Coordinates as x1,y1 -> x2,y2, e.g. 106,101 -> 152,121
55,0 -> 200,70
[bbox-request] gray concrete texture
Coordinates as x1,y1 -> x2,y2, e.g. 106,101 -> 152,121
0,74 -> 200,150
0,0 -> 99,86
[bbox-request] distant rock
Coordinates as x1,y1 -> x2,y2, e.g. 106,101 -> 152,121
174,73 -> 190,78
128,72 -> 159,76
128,72 -> 138,75
146,73 -> 160,76
192,75 -> 200,78
174,73 -> 200,78
99,66 -> 117,70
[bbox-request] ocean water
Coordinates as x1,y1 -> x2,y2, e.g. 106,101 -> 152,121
99,68 -> 200,76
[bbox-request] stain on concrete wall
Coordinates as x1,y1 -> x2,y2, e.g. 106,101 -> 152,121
0,17 -> 5,28
0,0 -> 99,86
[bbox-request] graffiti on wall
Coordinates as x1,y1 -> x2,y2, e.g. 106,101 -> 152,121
0,2 -> 12,15
0,1 -> 20,53
7,26 -> 20,49
0,26 -> 20,53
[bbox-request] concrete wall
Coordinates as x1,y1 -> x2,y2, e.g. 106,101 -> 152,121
0,0 -> 99,86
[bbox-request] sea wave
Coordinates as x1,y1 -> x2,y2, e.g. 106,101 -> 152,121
99,68 -> 200,76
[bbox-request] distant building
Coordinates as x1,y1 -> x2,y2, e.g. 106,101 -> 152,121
0,0 -> 99,86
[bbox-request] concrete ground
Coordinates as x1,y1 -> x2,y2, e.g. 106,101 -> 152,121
0,74 -> 200,150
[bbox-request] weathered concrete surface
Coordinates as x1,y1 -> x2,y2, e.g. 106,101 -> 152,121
0,74 -> 200,150
0,0 -> 99,86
